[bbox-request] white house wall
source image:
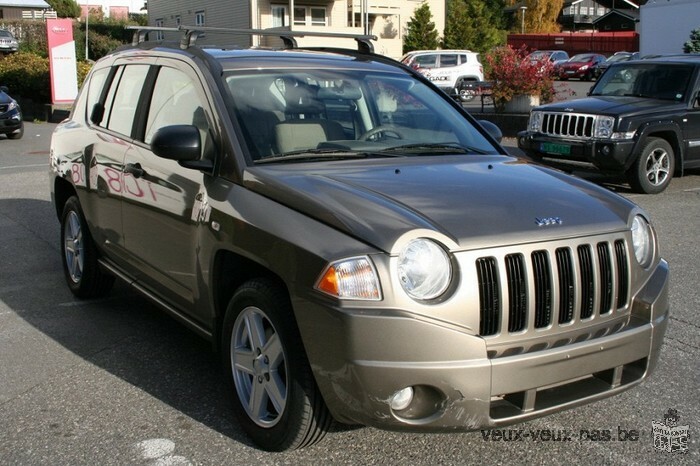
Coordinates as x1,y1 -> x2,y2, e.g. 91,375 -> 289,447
639,0 -> 699,56
147,0 -> 445,59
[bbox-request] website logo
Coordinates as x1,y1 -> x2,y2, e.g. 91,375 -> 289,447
652,409 -> 689,454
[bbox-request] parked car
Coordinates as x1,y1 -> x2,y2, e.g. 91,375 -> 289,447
593,52 -> 639,78
556,53 -> 607,81
527,49 -> 570,68
0,86 -> 23,139
400,49 -> 484,101
50,27 -> 669,451
0,29 -> 19,53
518,55 -> 700,194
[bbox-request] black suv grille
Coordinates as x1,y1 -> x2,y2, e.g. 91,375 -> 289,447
541,112 -> 595,138
477,239 -> 629,337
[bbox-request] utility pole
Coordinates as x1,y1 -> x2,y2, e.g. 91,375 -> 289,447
520,6 -> 527,34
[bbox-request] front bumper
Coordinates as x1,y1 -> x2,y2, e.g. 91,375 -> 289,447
517,131 -> 637,173
0,109 -> 22,133
299,259 -> 669,431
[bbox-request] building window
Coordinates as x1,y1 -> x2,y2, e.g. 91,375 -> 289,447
291,6 -> 327,26
597,7 -> 606,16
271,5 -> 288,27
195,10 -> 205,26
155,18 -> 164,40
310,7 -> 326,26
580,7 -> 588,15
567,6 -> 575,15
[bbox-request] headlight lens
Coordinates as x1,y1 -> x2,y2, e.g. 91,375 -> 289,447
529,111 -> 543,132
631,215 -> 653,267
316,256 -> 381,300
398,239 -> 451,300
8,100 -> 17,111
594,116 -> 615,138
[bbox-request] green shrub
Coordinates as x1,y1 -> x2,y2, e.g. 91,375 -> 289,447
0,52 -> 51,101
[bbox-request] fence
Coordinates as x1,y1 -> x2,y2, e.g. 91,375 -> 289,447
508,32 -> 639,56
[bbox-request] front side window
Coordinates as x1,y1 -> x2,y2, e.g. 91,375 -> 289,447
145,66 -> 213,158
414,54 -> 437,68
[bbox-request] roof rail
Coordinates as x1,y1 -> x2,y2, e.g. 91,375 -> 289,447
125,26 -> 377,54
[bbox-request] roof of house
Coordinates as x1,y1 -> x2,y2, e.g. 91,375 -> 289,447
593,8 -> 640,23
0,1 -> 51,8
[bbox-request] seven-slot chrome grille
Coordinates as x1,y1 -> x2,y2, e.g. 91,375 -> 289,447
540,112 -> 596,138
475,236 -> 630,342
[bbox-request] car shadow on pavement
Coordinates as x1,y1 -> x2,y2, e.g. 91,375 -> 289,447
0,198 -> 264,449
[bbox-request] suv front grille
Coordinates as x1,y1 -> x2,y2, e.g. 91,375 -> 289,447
541,112 -> 596,138
476,238 -> 629,340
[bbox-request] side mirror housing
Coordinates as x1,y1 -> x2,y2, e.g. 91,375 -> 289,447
478,119 -> 503,144
151,125 -> 213,171
0,85 -> 8,93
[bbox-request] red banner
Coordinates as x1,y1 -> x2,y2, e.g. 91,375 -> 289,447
46,19 -> 78,104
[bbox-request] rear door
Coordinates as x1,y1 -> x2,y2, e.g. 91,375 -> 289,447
120,59 -> 218,316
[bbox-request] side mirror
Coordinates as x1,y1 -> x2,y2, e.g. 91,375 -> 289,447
0,86 -> 8,93
478,120 -> 502,144
151,125 -> 213,171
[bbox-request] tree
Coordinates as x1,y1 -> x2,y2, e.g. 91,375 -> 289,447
46,0 -> 81,18
684,27 -> 700,53
403,2 -> 439,54
522,0 -> 563,34
443,0 -> 507,54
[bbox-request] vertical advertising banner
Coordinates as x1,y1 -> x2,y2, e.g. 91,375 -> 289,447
46,18 -> 79,104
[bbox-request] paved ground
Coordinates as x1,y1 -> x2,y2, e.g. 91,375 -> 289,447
1,123 -> 698,465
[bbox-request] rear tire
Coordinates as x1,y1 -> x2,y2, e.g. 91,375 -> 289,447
60,196 -> 114,298
222,279 -> 332,451
628,137 -> 675,194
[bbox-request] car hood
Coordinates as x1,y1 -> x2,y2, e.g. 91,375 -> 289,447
242,155 -> 635,253
535,96 -> 685,117
0,91 -> 12,105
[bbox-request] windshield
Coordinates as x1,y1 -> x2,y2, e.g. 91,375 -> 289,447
569,54 -> 595,62
0,30 -> 12,38
223,68 -> 498,163
591,63 -> 693,101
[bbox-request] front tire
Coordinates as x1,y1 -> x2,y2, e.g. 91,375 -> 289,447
628,137 -> 675,194
6,123 -> 23,140
60,196 -> 115,298
222,279 -> 331,451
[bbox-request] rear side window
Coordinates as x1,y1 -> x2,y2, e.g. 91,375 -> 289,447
414,54 -> 437,68
85,67 -> 110,123
440,54 -> 458,67
105,65 -> 150,137
459,54 -> 468,64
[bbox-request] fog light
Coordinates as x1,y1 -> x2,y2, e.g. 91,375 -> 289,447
601,145 -> 611,156
390,387 -> 414,411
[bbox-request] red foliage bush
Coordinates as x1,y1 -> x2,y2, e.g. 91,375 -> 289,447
484,45 -> 556,111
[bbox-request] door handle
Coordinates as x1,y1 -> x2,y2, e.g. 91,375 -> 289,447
124,162 -> 144,178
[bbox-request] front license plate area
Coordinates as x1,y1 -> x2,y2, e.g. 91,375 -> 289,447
540,142 -> 571,155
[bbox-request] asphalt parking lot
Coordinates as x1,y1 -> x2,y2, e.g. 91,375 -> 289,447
1,122 -> 698,465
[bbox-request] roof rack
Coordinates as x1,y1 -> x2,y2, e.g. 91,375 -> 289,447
125,26 -> 377,54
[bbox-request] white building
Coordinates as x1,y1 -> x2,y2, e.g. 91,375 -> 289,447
639,0 -> 699,56
79,1 -> 145,19
146,0 -> 446,59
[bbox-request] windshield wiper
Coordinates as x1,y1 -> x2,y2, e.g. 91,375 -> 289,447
256,149 -> 368,164
377,142 -> 493,155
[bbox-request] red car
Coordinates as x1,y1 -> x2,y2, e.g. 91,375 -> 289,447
556,53 -> 606,81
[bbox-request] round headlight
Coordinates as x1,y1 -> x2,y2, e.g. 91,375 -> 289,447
397,239 -> 451,300
631,215 -> 653,267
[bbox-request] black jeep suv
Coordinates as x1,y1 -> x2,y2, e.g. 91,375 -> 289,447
518,55 -> 700,193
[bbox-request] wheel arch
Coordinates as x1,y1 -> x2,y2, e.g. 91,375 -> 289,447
634,125 -> 684,176
53,177 -> 77,220
211,249 -> 290,351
